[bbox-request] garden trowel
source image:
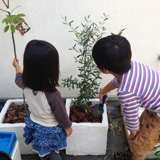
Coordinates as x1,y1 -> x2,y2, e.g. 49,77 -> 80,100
92,95 -> 108,119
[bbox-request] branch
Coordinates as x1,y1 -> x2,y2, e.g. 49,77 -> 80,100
0,8 -> 9,13
1,0 -> 17,59
11,6 -> 21,14
11,32 -> 17,60
8,0 -> 9,8
2,0 -> 8,8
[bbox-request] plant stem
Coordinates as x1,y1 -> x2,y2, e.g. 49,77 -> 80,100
23,91 -> 26,114
83,26 -> 90,102
11,6 -> 21,14
1,0 -> 17,59
0,8 -> 9,13
2,0 -> 8,8
11,32 -> 17,59
8,11 -> 17,60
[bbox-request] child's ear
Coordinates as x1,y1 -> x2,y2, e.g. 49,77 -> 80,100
102,69 -> 110,74
98,68 -> 110,74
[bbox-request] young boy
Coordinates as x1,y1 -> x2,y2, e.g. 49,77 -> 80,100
92,34 -> 160,160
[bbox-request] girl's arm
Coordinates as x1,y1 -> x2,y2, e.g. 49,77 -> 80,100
12,59 -> 24,89
47,91 -> 72,136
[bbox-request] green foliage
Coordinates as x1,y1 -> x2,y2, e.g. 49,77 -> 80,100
2,14 -> 25,33
62,14 -> 108,109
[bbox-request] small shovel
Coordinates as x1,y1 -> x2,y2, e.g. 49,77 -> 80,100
92,95 -> 108,119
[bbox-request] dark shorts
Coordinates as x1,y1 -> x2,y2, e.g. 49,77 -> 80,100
129,110 -> 160,157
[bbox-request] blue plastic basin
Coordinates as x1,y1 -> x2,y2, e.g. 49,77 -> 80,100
0,132 -> 16,157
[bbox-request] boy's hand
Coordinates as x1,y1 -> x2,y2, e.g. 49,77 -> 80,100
99,82 -> 117,103
99,91 -> 108,104
128,131 -> 137,140
12,59 -> 22,73
65,127 -> 72,137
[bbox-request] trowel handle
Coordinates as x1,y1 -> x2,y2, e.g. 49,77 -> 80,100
100,95 -> 108,108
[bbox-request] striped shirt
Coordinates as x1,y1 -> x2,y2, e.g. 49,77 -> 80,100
111,61 -> 160,131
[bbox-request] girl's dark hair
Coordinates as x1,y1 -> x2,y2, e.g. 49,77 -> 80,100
92,35 -> 132,74
22,40 -> 59,92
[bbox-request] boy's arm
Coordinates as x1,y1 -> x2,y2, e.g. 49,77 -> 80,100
99,82 -> 116,103
119,91 -> 140,138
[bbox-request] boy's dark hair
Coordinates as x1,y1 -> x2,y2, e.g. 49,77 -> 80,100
92,35 -> 132,74
22,40 -> 59,92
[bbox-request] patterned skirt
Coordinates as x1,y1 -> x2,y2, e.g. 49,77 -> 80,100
23,114 -> 67,157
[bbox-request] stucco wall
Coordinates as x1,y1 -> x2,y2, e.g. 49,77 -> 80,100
0,0 -> 160,98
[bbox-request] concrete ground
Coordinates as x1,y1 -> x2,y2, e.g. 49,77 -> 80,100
0,98 -> 132,160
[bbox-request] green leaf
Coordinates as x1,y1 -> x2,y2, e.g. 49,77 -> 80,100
7,17 -> 12,24
4,25 -> 9,32
83,39 -> 88,46
104,17 -> 108,21
16,17 -> 24,22
17,13 -> 25,17
118,28 -> 126,35
69,20 -> 73,26
10,25 -> 15,33
2,18 -> 7,23
13,18 -> 19,24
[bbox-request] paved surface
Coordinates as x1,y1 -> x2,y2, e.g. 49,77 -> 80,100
0,98 -> 131,160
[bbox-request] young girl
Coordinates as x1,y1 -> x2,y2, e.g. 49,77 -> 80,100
12,40 -> 72,160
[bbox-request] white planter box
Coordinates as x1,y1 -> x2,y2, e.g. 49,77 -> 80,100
12,141 -> 21,160
65,98 -> 108,155
0,99 -> 34,154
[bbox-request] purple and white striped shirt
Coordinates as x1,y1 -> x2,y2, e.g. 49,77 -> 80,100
111,61 -> 160,131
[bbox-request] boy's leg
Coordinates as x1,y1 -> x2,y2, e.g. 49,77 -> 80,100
132,155 -> 146,160
132,155 -> 145,160
129,110 -> 160,160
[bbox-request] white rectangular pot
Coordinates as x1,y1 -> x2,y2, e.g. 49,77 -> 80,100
0,99 -> 34,154
65,98 -> 108,155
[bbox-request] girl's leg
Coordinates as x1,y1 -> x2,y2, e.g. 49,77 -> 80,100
49,150 -> 61,160
40,154 -> 50,160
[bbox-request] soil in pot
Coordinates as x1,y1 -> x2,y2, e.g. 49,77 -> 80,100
3,103 -> 29,123
70,106 -> 102,123
3,103 -> 102,123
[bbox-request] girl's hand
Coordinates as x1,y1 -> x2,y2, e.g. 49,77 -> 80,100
12,59 -> 22,73
12,58 -> 19,68
65,127 -> 72,137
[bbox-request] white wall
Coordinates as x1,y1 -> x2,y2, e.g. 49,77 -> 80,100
0,0 -> 160,98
